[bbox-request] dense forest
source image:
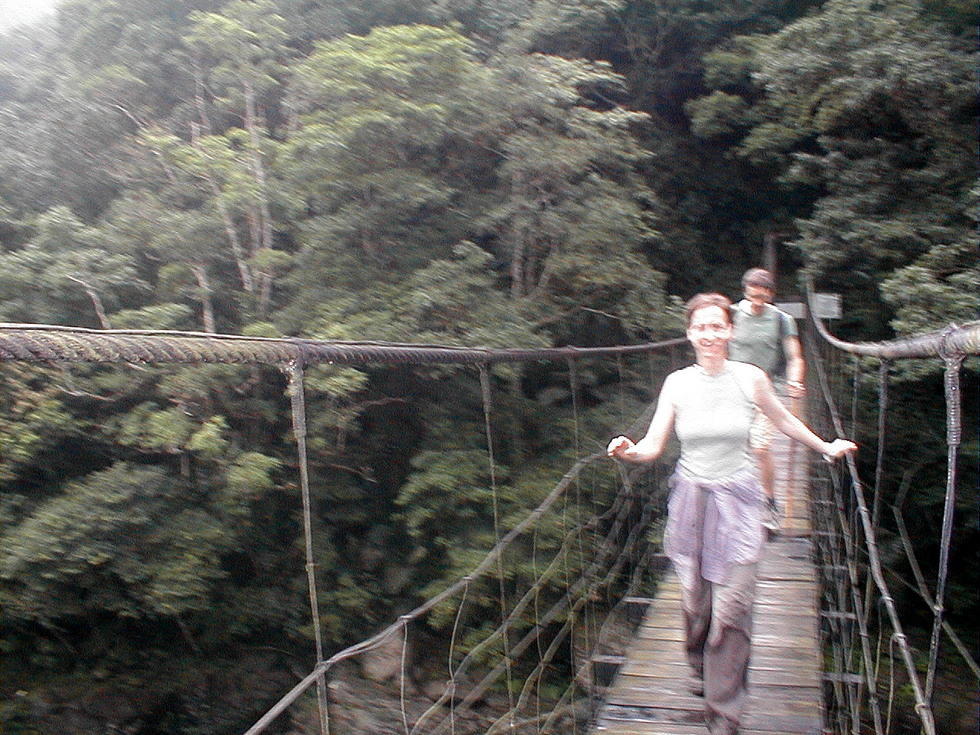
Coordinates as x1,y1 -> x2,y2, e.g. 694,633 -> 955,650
0,0 -> 976,732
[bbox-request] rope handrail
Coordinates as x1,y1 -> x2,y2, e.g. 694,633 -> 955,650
0,323 -> 687,366
803,280 -> 980,358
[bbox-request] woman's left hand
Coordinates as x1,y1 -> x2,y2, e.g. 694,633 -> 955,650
823,439 -> 857,460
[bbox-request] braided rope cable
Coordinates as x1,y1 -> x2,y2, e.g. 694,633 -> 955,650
802,279 -> 980,360
478,364 -> 516,731
0,323 -> 685,366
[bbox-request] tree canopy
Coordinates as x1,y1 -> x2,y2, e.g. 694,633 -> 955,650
0,0 -> 975,732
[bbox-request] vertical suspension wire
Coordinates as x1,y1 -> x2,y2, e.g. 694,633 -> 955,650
805,336 -> 845,733
287,362 -> 330,735
649,350 -> 658,396
616,354 -> 626,421
845,375 -> 882,735
849,355 -> 861,440
568,358 -> 581,458
610,354 -> 635,595
847,356 -> 861,584
399,617 -> 411,735
448,580 -> 471,735
863,360 -> 890,728
565,357 -> 583,735
870,360 -> 889,531
531,522 -> 544,734
924,337 -> 966,704
478,363 -> 516,729
843,352 -> 876,735
817,339 -> 855,735
828,459 -> 872,735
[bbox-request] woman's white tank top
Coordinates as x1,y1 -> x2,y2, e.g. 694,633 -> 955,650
672,362 -> 754,480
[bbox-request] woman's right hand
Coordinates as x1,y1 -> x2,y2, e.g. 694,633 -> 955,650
607,436 -> 634,458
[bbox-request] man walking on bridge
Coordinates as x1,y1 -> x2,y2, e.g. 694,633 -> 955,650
729,268 -> 805,533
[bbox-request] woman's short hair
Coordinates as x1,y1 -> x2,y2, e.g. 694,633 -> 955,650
685,293 -> 733,326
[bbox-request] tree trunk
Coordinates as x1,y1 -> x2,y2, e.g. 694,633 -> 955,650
66,275 -> 111,329
192,78 -> 256,297
242,78 -> 275,316
191,263 -> 216,333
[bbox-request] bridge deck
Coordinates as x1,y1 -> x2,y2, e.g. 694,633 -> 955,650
594,432 -> 822,735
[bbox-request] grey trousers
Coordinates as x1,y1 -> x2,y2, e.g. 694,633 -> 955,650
682,561 -> 758,735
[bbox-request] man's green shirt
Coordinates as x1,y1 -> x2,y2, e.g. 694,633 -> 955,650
728,301 -> 797,380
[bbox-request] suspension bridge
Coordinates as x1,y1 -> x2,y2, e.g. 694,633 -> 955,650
0,294 -> 976,735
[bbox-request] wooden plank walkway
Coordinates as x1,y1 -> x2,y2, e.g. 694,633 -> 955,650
594,431 -> 823,735
773,414 -> 812,539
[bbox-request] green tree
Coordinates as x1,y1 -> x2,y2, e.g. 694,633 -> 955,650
0,464 -> 233,624
283,24 -> 485,303
0,207 -> 144,327
693,0 -> 977,337
474,52 -> 672,343
283,24 -> 674,343
580,0 -> 826,296
0,25 -> 126,221
0,365 -> 76,486
182,0 -> 293,316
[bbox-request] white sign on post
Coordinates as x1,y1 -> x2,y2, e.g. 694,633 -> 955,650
776,293 -> 841,320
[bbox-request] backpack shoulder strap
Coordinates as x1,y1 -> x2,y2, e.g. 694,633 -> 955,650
730,302 -> 749,328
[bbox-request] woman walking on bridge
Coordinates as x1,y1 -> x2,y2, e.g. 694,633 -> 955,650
606,293 -> 855,735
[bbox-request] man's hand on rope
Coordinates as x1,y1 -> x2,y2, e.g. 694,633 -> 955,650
786,380 -> 806,399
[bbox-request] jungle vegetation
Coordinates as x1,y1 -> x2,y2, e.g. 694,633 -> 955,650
0,0 -> 976,732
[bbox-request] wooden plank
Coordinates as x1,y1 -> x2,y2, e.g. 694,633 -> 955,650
636,628 -> 686,642
594,722 -> 706,735
597,723 -> 814,735
752,632 -> 819,649
599,703 -> 704,724
605,683 -> 704,706
618,662 -> 691,678
595,722 -> 707,735
755,610 -> 818,625
749,667 -> 822,688
749,649 -> 821,670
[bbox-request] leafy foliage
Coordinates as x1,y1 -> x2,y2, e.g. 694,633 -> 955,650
0,0 -> 975,731
693,0 -> 977,338
0,464 -> 226,622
